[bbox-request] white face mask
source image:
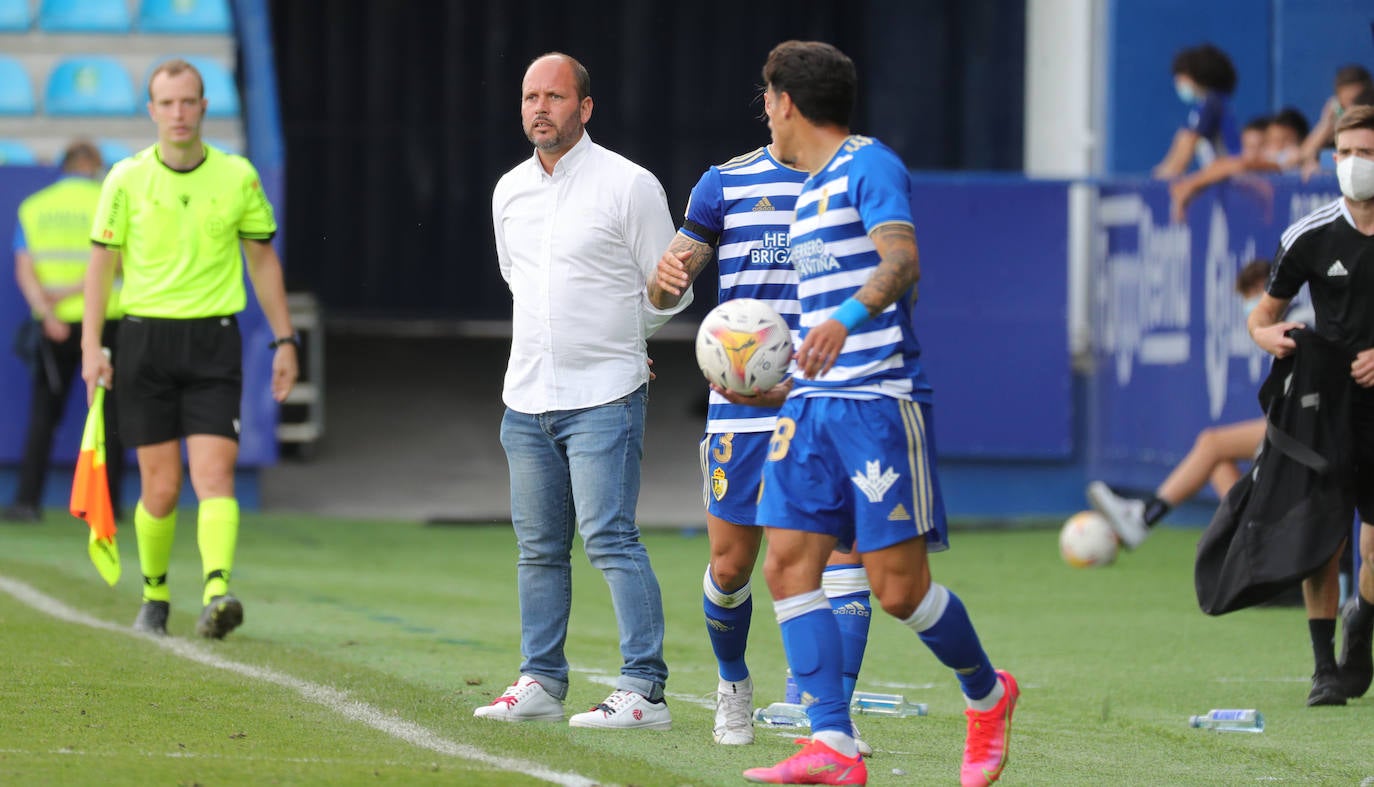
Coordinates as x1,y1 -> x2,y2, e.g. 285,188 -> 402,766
1242,295 -> 1262,316
1337,155 -> 1374,202
1174,80 -> 1196,105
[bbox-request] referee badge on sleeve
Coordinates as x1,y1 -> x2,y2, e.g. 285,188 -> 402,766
711,467 -> 728,502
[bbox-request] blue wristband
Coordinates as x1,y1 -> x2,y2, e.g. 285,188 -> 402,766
831,297 -> 871,332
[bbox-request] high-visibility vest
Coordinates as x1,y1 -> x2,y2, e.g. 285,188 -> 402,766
17,176 -> 121,323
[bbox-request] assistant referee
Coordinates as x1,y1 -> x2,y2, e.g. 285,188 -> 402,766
80,58 -> 297,640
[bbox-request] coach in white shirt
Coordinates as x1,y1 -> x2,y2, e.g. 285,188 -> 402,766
474,52 -> 692,731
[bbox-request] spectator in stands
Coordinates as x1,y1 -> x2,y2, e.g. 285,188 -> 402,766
474,52 -> 692,730
1087,259 -> 1303,548
3,141 -> 124,524
1297,64 -> 1374,179
1170,108 -> 1310,222
1153,43 -> 1240,179
81,59 -> 298,640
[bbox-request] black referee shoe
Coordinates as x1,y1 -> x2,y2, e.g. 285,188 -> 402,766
196,595 -> 244,640
133,600 -> 170,636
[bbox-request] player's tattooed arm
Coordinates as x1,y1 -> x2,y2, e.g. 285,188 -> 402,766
648,232 -> 715,309
854,222 -> 920,313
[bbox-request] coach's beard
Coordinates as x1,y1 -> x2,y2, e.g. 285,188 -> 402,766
527,119 -> 584,153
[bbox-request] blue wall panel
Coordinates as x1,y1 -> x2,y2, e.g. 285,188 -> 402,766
1107,0 -> 1271,174
1088,172 -> 1342,495
910,176 -> 1072,459
1272,0 -> 1374,121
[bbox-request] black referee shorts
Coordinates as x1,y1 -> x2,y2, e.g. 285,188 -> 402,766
116,314 -> 243,447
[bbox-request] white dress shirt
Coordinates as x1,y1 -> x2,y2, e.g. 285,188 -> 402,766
493,132 -> 693,414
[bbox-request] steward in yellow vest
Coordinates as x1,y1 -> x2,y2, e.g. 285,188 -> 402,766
3,141 -> 125,524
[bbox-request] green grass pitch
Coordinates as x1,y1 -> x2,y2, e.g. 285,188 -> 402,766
1,513 -> 1370,785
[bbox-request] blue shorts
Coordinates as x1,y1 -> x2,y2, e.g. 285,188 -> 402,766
700,431 -> 771,526
757,396 -> 949,554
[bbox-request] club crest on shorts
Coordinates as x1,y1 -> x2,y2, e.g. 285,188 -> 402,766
711,467 -> 728,501
851,460 -> 898,503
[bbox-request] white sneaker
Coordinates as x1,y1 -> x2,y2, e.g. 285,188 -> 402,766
851,721 -> 873,757
713,677 -> 754,744
568,689 -> 672,730
1086,481 -> 1149,550
473,675 -> 564,722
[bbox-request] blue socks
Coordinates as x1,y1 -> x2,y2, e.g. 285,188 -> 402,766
703,566 -> 753,682
823,564 -> 871,705
902,582 -> 997,701
775,589 -> 849,734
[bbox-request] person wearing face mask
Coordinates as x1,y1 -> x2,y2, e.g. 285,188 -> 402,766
1297,65 -> 1374,180
1169,109 -> 1311,222
1154,43 -> 1241,180
1246,104 -> 1374,707
1087,260 -> 1311,549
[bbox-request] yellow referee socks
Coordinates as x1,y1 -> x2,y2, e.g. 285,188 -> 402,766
197,497 -> 239,606
134,501 -> 177,603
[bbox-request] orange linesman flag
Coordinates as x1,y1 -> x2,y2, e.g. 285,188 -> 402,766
70,386 -> 120,586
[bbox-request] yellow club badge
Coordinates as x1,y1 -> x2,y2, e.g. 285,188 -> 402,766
711,467 -> 729,502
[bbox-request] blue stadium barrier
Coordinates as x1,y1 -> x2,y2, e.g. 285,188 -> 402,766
0,166 -> 1350,518
45,56 -> 137,116
0,139 -> 38,165
1087,173 -> 1343,500
0,56 -> 35,115
137,0 -> 232,34
147,56 -> 240,118
37,0 -> 130,33
0,0 -> 30,31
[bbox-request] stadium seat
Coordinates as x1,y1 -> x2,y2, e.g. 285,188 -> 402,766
0,0 -> 31,31
149,56 -> 239,118
0,56 -> 36,115
207,138 -> 240,155
137,0 -> 232,34
0,139 -> 38,165
97,138 -> 134,165
37,0 -> 130,33
45,56 -> 137,116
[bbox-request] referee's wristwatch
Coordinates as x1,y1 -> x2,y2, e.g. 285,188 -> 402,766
269,333 -> 300,350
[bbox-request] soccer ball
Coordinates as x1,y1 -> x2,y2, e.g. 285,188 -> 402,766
695,298 -> 793,395
1059,510 -> 1119,568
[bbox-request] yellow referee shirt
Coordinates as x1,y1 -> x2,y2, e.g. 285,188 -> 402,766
90,144 -> 277,318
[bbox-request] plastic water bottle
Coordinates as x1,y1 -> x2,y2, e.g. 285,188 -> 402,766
784,668 -> 801,704
850,691 -> 929,717
753,701 -> 811,728
1188,709 -> 1264,732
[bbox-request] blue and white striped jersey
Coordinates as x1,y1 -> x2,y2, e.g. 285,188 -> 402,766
787,135 -> 932,402
682,146 -> 805,434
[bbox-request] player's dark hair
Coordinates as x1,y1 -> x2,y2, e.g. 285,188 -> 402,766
1269,107 -> 1309,141
1171,43 -> 1237,95
1242,115 -> 1270,134
1336,103 -> 1374,136
530,52 -> 590,101
59,139 -> 102,173
147,57 -> 204,99
762,40 -> 856,128
1334,64 -> 1373,90
1235,259 -> 1271,295
1351,86 -> 1374,109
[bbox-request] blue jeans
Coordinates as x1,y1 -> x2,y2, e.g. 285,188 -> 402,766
500,385 -> 667,701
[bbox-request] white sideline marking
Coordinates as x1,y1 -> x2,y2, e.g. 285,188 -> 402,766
0,576 -> 601,787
